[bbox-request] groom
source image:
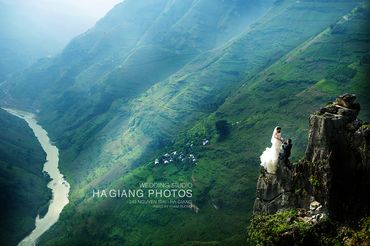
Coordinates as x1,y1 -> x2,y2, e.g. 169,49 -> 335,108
279,139 -> 292,169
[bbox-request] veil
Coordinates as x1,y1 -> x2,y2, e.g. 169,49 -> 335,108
270,126 -> 279,144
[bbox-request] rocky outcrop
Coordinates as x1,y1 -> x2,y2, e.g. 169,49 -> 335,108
302,94 -> 369,219
253,160 -> 294,214
253,94 -> 370,220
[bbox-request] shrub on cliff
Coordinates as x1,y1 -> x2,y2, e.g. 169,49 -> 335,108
247,210 -> 312,245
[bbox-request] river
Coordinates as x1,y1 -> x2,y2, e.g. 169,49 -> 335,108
3,108 -> 70,246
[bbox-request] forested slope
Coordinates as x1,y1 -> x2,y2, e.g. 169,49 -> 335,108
34,1 -> 370,245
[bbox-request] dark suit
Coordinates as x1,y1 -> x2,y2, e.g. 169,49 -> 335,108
280,142 -> 292,168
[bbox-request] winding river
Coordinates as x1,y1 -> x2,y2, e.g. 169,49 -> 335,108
3,108 -> 70,246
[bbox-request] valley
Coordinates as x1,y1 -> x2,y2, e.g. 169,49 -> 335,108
0,0 -> 369,245
0,109 -> 50,246
4,109 -> 69,246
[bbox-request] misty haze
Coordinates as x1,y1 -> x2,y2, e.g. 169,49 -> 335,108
0,1 -> 369,245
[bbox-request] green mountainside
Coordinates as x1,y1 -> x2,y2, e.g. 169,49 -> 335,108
0,0 -> 369,245
0,109 -> 50,246
7,0 -> 357,190
28,0 -> 370,245
3,0 -> 276,189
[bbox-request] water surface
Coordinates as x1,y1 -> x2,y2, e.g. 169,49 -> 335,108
3,108 -> 70,246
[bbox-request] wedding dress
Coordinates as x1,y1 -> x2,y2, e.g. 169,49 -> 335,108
260,127 -> 283,174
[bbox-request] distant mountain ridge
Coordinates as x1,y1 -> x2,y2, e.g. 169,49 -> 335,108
2,0 -> 276,187
1,0 -> 369,245
0,0 -> 110,82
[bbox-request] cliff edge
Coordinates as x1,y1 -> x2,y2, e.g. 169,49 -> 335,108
249,94 -> 370,245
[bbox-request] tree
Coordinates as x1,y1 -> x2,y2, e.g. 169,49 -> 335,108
215,120 -> 230,140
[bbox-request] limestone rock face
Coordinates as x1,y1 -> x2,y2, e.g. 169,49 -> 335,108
253,94 -> 370,220
253,163 -> 293,213
304,94 -> 369,219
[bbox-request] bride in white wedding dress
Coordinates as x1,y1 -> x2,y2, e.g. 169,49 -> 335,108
260,126 -> 284,174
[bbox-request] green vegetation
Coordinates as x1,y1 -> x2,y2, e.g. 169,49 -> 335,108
35,1 -> 370,245
248,213 -> 370,245
361,123 -> 370,130
248,210 -> 312,245
215,120 -> 230,141
0,0 -> 368,245
334,217 -> 370,245
309,175 -> 321,187
0,109 -> 51,246
5,0 -> 277,189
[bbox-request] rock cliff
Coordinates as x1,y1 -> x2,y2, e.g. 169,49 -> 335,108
250,94 -> 370,245
254,94 -> 370,217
